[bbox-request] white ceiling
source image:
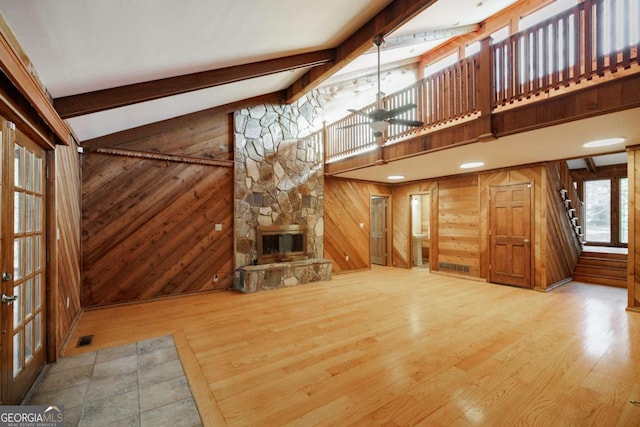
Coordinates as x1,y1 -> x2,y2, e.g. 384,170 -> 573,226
0,0 -> 519,142
0,0 -> 633,182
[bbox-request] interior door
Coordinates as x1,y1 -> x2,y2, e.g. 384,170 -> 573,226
370,196 -> 388,266
490,183 -> 532,288
0,121 -> 47,404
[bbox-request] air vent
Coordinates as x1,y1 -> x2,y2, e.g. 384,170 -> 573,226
438,262 -> 470,273
76,335 -> 94,348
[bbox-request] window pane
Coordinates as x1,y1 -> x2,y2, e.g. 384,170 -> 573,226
620,178 -> 628,244
585,180 -> 611,243
35,313 -> 42,350
25,321 -> 33,364
13,331 -> 22,377
25,278 -> 32,318
13,284 -> 22,326
13,238 -> 22,280
14,192 -> 23,233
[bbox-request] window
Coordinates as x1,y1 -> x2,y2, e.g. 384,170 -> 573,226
423,52 -> 458,77
465,41 -> 481,57
620,178 -> 628,243
519,0 -> 578,31
490,26 -> 510,44
580,175 -> 628,246
584,180 -> 611,243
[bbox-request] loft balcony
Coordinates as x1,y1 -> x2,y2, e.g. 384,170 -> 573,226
321,0 -> 640,176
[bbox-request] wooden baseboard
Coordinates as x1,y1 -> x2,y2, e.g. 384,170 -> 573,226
58,308 -> 84,359
534,277 -> 572,293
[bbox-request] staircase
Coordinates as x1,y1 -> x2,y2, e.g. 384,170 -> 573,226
573,250 -> 627,288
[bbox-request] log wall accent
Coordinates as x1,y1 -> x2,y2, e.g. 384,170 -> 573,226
55,141 -> 82,352
324,177 -> 390,273
81,153 -> 234,307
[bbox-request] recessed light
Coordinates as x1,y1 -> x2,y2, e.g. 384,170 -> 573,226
387,175 -> 405,180
460,161 -> 484,169
583,137 -> 625,148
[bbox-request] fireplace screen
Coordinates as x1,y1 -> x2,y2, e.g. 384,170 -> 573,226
257,225 -> 307,264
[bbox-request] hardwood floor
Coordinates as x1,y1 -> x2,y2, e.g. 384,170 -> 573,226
64,267 -> 640,426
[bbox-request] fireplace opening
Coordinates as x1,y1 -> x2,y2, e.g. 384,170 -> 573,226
257,225 -> 307,264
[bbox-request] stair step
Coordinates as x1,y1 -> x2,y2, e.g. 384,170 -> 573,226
573,273 -> 627,288
574,264 -> 626,279
581,251 -> 627,260
577,257 -> 627,269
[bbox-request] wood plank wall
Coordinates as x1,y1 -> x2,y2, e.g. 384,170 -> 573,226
324,177 -> 391,273
81,111 -> 234,307
326,161 -> 591,291
81,153 -> 233,306
629,148 -> 640,310
55,141 -> 82,352
544,162 -> 582,288
437,176 -> 481,276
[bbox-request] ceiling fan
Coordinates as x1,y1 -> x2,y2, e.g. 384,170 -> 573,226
340,34 -> 424,137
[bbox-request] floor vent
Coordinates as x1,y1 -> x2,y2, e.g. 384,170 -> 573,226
76,335 -> 94,348
438,262 -> 470,273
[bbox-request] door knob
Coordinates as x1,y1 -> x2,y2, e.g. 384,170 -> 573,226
1,294 -> 18,305
1,272 -> 11,281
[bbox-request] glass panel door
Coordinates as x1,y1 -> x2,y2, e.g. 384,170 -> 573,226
1,122 -> 46,404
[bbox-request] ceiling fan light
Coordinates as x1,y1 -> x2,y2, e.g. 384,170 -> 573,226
370,120 -> 389,134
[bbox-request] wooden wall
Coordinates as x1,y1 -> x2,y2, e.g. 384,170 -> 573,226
437,176 -> 481,276
544,162 -> 582,289
55,141 -> 82,353
324,177 -> 391,273
387,164 -> 581,290
81,110 -> 234,307
629,148 -> 640,310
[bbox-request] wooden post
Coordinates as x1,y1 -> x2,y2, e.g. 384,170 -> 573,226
476,37 -> 496,142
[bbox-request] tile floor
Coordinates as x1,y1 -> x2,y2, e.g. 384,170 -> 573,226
26,335 -> 203,427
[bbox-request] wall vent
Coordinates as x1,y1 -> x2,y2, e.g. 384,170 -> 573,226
438,262 -> 470,273
76,335 -> 94,348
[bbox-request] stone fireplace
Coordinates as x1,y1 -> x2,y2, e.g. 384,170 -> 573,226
233,90 -> 331,292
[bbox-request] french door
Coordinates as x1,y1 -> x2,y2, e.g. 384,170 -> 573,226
0,120 -> 47,404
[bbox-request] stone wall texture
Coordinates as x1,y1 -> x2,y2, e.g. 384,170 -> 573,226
234,91 -> 325,269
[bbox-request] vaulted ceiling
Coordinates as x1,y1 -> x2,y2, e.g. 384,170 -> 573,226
0,0 -> 519,142
0,0 -> 634,182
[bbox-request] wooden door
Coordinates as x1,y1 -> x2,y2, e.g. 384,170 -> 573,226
490,183 -> 532,288
0,121 -> 47,404
370,196 -> 388,266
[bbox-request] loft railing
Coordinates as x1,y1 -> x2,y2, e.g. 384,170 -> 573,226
493,0 -> 640,107
325,55 -> 479,162
324,0 -> 639,164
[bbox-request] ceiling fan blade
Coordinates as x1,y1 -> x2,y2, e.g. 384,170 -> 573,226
347,109 -> 371,119
388,118 -> 424,127
385,103 -> 417,118
337,122 -> 370,130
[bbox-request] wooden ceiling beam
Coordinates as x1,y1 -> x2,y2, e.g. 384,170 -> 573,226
285,0 -> 438,103
54,50 -> 335,119
584,157 -> 597,174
